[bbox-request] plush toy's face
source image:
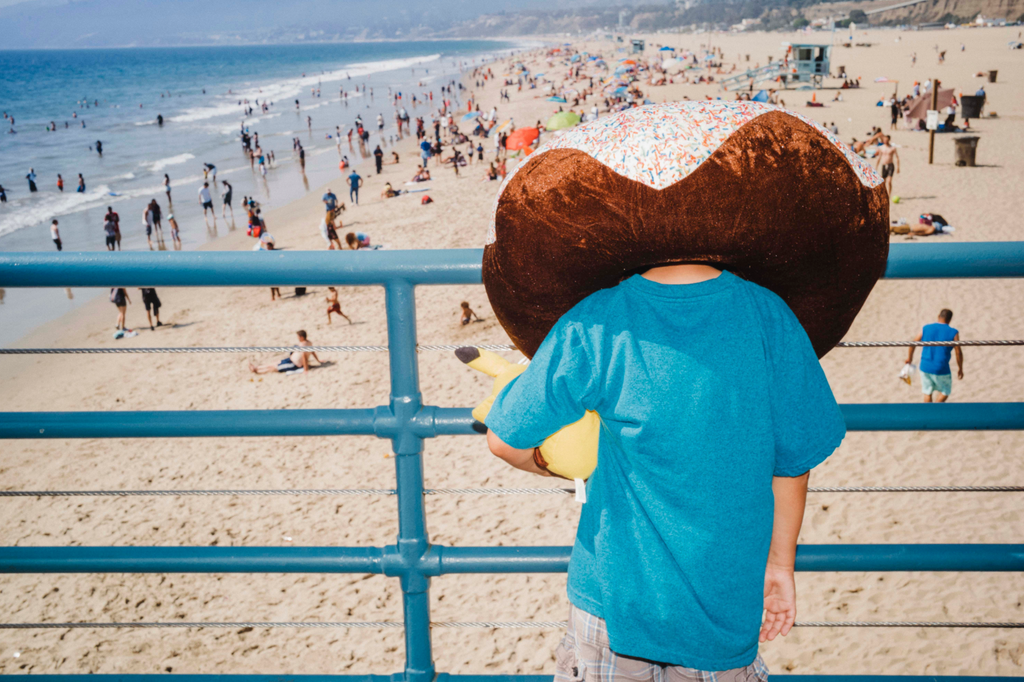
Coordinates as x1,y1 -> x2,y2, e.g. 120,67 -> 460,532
484,101 -> 889,359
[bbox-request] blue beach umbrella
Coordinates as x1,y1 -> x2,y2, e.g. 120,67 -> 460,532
751,90 -> 769,103
461,111 -> 479,122
547,96 -> 567,103
659,46 -> 675,52
570,54 -> 581,62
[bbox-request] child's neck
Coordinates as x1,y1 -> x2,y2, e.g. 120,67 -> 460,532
642,264 -> 722,285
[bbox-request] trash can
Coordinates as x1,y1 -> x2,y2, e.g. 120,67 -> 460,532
988,70 -> 998,83
960,95 -> 984,119
954,136 -> 979,167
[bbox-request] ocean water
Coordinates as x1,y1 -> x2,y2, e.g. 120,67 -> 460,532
0,41 -> 519,345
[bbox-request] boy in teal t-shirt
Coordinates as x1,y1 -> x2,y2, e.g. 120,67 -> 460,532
484,264 -> 846,679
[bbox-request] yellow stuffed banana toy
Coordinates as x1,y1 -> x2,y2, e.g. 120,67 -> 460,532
455,347 -> 599,481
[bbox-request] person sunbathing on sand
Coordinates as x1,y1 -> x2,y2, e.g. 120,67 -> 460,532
249,330 -> 321,374
326,287 -> 352,325
381,182 -> 403,199
411,166 -> 431,182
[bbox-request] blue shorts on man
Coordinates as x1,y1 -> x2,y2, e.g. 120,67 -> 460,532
487,271 -> 846,671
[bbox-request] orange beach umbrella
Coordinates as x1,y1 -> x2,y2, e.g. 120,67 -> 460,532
505,127 -> 540,151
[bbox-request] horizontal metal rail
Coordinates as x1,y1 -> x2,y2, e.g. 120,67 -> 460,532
0,407 -> 482,439
3,485 -> 1023,497
2,243 -> 1024,289
0,250 -> 485,287
1,403 -> 1021,439
2,545 -> 1022,574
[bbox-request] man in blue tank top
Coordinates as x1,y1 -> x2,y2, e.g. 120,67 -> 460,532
906,309 -> 963,402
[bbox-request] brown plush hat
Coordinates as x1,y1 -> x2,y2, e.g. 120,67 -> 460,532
483,101 -> 889,358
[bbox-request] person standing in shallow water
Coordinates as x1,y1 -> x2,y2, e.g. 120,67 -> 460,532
26,168 -> 37,192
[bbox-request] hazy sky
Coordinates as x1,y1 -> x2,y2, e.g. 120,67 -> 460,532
0,0 -> 654,48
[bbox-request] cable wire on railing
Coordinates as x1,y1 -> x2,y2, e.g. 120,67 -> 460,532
1,621 -> 1021,629
0,341 -> 1021,355
3,486 -> 1024,498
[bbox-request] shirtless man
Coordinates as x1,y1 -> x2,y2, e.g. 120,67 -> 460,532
249,330 -> 322,374
325,287 -> 352,325
875,135 -> 900,197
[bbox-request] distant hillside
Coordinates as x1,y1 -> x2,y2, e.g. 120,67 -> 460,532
441,0 -> 1023,37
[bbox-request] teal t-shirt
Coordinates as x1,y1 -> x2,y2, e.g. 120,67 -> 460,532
486,271 -> 846,670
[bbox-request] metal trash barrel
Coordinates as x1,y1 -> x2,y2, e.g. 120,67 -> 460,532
988,70 -> 998,83
960,95 -> 984,119
954,136 -> 979,167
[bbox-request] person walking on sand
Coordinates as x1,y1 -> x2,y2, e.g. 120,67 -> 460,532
198,182 -> 216,227
168,213 -> 181,250
906,309 -> 963,403
326,287 -> 352,325
50,219 -> 62,251
143,203 -> 156,250
348,169 -> 363,205
148,198 -> 163,240
104,207 -> 122,250
138,287 -> 163,330
111,287 -> 130,330
249,330 -> 322,375
374,145 -> 384,174
103,216 -> 118,251
874,136 -> 899,198
221,181 -> 234,220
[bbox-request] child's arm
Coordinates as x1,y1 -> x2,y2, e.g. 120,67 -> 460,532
760,471 -> 809,643
486,431 -> 550,476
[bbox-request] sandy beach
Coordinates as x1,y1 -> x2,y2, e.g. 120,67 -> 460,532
1,26 -> 1023,676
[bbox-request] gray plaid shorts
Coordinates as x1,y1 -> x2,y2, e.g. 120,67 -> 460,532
554,604 -> 769,682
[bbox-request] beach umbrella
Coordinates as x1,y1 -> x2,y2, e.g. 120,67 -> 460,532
751,90 -> 769,102
547,96 -> 567,103
622,59 -> 637,65
461,111 -> 480,122
659,46 -> 675,52
545,111 -> 581,131
505,127 -> 539,151
570,55 -> 581,62
612,86 -> 629,96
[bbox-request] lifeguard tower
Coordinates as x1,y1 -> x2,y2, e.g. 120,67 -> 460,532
787,42 -> 831,87
720,42 -> 832,91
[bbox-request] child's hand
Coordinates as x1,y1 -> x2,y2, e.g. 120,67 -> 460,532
760,563 -> 796,642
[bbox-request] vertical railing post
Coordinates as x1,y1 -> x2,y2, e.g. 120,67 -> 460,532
384,280 -> 434,682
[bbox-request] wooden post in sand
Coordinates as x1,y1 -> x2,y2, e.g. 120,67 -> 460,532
928,78 -> 939,165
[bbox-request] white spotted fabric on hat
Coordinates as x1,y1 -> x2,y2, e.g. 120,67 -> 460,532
486,100 -> 882,245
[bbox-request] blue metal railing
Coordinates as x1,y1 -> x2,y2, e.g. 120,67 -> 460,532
1,242 -> 1023,682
